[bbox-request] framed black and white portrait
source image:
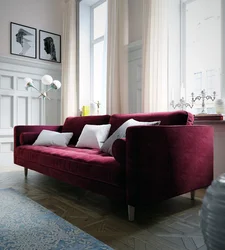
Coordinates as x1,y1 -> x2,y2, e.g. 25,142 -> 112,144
39,30 -> 61,63
10,22 -> 37,59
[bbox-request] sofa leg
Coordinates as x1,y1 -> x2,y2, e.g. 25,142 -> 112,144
24,168 -> 28,177
128,205 -> 135,221
191,190 -> 195,200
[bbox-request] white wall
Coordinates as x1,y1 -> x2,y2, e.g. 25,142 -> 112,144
0,0 -> 63,60
0,0 -> 63,166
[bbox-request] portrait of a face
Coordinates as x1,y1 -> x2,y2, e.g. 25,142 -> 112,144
10,22 -> 37,58
43,37 -> 57,61
16,29 -> 25,44
39,30 -> 61,63
15,28 -> 33,55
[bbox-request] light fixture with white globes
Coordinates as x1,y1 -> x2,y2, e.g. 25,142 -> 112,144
24,74 -> 61,99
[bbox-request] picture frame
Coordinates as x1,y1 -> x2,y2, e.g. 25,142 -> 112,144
39,30 -> 61,63
10,22 -> 37,59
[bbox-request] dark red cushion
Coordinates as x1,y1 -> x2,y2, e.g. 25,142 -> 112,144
20,132 -> 39,145
108,111 -> 194,136
112,138 -> 126,164
62,115 -> 110,145
15,145 -> 125,187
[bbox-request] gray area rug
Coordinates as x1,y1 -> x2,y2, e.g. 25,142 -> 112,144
0,188 -> 112,250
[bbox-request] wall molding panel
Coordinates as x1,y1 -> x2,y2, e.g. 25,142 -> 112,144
0,55 -> 61,73
0,55 -> 62,166
128,40 -> 142,113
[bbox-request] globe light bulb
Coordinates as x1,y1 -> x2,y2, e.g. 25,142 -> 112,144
51,80 -> 61,90
41,75 -> 53,85
24,77 -> 33,84
24,77 -> 33,90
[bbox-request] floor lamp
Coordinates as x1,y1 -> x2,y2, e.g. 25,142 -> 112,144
24,75 -> 61,124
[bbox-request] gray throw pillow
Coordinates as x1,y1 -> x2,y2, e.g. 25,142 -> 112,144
101,119 -> 161,155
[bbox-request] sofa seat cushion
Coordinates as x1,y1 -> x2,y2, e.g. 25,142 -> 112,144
15,145 -> 124,187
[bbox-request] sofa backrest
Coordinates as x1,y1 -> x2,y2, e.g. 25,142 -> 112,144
62,115 -> 110,145
108,111 -> 194,136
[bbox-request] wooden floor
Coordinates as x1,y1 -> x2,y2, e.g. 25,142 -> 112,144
0,165 -> 206,250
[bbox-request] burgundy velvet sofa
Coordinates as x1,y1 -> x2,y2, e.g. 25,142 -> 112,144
14,111 -> 213,221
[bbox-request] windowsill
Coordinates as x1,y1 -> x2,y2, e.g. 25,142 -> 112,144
194,119 -> 225,124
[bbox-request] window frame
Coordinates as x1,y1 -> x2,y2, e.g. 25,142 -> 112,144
180,0 -> 222,113
90,0 -> 106,104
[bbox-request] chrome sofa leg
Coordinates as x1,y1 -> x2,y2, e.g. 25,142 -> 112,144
24,168 -> 28,177
191,190 -> 195,200
128,205 -> 135,221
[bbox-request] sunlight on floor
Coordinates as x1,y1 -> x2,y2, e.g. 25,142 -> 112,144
0,164 -> 23,173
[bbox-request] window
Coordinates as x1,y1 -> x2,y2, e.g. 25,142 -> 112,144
79,0 -> 107,115
91,0 -> 107,113
181,0 -> 221,113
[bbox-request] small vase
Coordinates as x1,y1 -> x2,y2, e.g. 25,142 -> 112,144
200,174 -> 225,250
215,99 -> 224,114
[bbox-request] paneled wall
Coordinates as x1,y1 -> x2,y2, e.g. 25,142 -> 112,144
194,120 -> 225,179
128,41 -> 142,113
128,0 -> 181,113
0,55 -> 61,166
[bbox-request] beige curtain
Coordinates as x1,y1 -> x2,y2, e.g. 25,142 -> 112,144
61,0 -> 78,122
142,0 -> 168,112
106,0 -> 129,115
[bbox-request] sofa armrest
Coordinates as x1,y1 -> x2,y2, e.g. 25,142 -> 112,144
20,132 -> 39,145
14,125 -> 62,149
126,125 -> 214,206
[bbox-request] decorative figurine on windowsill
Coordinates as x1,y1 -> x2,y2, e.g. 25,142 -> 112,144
95,101 -> 101,114
191,90 -> 216,114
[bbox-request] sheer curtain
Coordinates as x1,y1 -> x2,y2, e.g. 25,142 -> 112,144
61,0 -> 78,122
106,0 -> 129,115
142,0 -> 168,112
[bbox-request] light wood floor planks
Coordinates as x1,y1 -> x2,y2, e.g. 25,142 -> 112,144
0,165 -> 207,250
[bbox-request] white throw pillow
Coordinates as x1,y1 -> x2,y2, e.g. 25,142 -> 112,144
101,119 -> 161,155
33,130 -> 73,147
76,124 -> 111,149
